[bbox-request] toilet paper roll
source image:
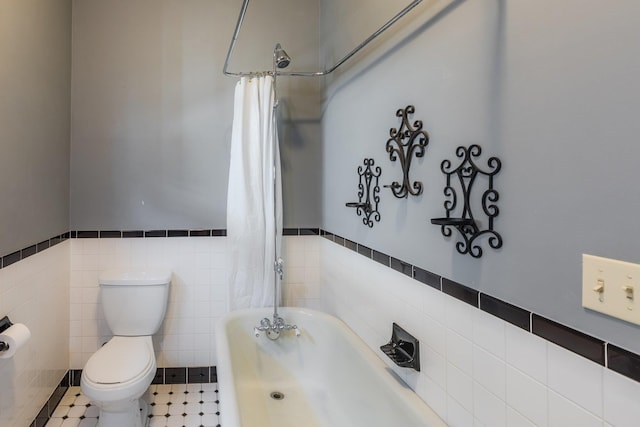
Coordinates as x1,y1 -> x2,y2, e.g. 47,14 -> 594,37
0,323 -> 31,359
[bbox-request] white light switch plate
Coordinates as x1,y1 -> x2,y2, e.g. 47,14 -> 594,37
582,254 -> 640,325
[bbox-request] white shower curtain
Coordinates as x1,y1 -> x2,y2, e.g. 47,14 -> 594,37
227,76 -> 283,310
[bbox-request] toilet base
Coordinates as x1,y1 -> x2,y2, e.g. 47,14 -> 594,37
96,398 -> 149,427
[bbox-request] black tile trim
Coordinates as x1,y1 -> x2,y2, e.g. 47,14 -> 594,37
31,366 -> 218,427
357,244 -> 372,258
100,230 -> 122,238
413,266 -> 441,290
532,314 -> 605,365
391,257 -> 413,277
442,278 -> 479,307
123,230 -> 144,238
22,245 -> 37,259
168,230 -> 189,237
373,250 -> 390,267
77,230 -> 99,239
145,230 -> 167,238
283,228 -> 299,236
319,227 -> 640,384
300,228 -> 320,236
608,344 -> 640,382
2,251 -> 22,268
344,239 -> 357,252
480,293 -> 530,331
211,229 -> 227,236
190,230 -> 211,237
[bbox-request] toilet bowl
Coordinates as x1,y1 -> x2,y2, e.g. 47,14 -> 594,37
81,270 -> 171,427
81,336 -> 156,426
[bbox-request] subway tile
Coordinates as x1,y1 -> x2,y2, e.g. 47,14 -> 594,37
299,228 -> 320,235
76,230 -> 99,238
356,244 -> 372,258
532,314 -> 605,365
480,293 -> 530,331
413,266 -> 440,290
442,278 -> 479,307
344,239 -> 357,252
3,250 -> 21,267
607,344 -> 640,382
505,323 -> 547,384
321,230 -> 334,241
548,389 -> 602,427
36,239 -> 51,252
372,250 -> 390,267
390,257 -> 412,277
604,367 -> 640,427
22,244 -> 37,259
506,365 -> 548,427
99,230 -> 121,238
547,342 -> 603,417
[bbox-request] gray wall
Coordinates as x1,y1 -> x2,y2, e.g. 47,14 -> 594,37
0,0 -> 71,255
70,0 -> 322,230
321,0 -> 640,353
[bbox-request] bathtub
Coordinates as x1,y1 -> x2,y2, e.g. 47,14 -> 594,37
216,307 -> 447,427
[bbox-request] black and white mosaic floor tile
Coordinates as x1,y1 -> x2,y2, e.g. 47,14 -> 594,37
45,383 -> 221,427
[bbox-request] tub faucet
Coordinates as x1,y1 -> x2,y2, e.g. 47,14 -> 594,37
254,315 -> 299,340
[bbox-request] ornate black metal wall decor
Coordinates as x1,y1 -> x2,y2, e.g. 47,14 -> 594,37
345,158 -> 381,228
431,145 -> 502,258
384,105 -> 430,198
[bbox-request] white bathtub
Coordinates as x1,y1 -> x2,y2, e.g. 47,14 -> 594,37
216,307 -> 447,427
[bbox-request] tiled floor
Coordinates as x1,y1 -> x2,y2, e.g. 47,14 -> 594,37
45,383 -> 221,427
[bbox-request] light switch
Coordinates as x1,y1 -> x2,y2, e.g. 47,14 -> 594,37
582,254 -> 640,325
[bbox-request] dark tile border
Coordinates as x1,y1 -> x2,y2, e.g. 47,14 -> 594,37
608,344 -> 640,382
480,293 -> 530,331
320,228 -> 640,385
532,314 -> 605,365
1,232 -> 69,270
442,278 -> 479,307
32,366 -> 218,427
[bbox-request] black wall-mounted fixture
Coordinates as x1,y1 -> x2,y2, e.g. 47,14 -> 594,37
380,323 -> 420,371
345,158 -> 381,228
431,144 -> 502,258
384,105 -> 430,198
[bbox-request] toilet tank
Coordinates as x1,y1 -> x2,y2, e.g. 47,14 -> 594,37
99,270 -> 171,336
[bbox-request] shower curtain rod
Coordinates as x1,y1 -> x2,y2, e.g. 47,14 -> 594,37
223,0 -> 423,78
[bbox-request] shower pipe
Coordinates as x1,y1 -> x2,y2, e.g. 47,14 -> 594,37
222,0 -> 423,78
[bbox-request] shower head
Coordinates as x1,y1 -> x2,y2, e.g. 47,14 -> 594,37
274,43 -> 291,69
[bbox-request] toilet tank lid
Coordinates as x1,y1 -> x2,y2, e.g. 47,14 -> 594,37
99,270 -> 172,286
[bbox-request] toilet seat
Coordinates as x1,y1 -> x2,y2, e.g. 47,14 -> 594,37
83,336 -> 154,386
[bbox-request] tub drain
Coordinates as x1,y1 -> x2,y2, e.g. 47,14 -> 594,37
270,391 -> 285,400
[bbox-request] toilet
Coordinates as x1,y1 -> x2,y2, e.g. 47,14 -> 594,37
81,270 -> 171,427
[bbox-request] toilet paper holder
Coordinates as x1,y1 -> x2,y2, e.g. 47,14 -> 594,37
0,316 -> 13,351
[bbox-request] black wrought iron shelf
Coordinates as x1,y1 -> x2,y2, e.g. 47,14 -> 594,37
431,144 -> 502,258
345,158 -> 381,228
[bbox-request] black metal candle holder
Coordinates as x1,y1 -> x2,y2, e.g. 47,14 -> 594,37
384,105 -> 430,198
431,145 -> 502,258
345,158 -> 381,228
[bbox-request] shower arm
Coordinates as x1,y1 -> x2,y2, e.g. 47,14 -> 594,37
223,0 -> 423,78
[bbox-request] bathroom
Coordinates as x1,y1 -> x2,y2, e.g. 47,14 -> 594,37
1,0 -> 640,426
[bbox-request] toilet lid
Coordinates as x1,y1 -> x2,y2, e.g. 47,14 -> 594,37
84,337 -> 153,384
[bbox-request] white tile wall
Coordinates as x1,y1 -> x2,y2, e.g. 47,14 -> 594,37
319,238 -> 640,427
71,237 -> 228,369
70,235 -> 320,369
0,242 -> 69,427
